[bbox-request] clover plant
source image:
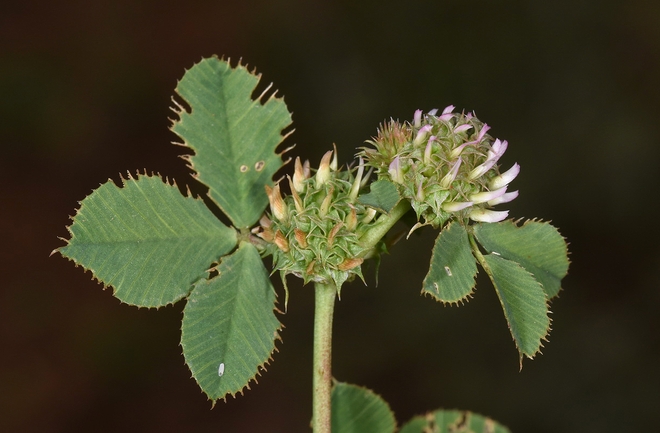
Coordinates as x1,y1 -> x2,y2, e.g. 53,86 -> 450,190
56,56 -> 569,432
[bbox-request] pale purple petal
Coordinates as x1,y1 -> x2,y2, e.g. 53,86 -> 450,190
427,108 -> 438,116
489,163 -> 520,189
424,136 -> 436,163
468,159 -> 497,180
469,209 -> 509,223
438,105 -> 455,121
454,124 -> 473,133
488,190 -> 518,206
450,141 -> 473,158
413,124 -> 433,145
469,186 -> 508,204
442,201 -> 473,212
388,156 -> 403,184
413,109 -> 423,127
440,158 -> 462,188
476,124 -> 491,141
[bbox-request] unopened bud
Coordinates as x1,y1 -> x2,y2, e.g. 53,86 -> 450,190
287,176 -> 304,213
292,157 -> 307,193
349,158 -> 365,202
416,180 -> 425,201
265,184 -> 287,221
330,143 -> 338,171
338,257 -> 364,271
319,185 -> 334,218
327,222 -> 343,247
294,228 -> 308,248
315,150 -> 333,188
274,230 -> 290,252
346,205 -> 358,231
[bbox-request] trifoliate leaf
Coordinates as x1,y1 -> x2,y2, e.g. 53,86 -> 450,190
422,222 -> 478,304
58,174 -> 237,308
482,254 -> 550,361
181,242 -> 281,401
331,382 -> 396,433
474,219 -> 569,298
171,56 -> 293,228
399,409 -> 511,433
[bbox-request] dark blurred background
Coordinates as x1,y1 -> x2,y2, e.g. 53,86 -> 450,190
2,0 -> 659,431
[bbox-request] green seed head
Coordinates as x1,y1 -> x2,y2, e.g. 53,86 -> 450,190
256,149 -> 376,288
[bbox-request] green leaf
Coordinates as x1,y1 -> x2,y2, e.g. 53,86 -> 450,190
332,382 -> 396,433
399,409 -> 510,433
474,219 -> 569,298
358,179 -> 401,214
181,242 -> 281,400
482,254 -> 549,360
170,56 -> 293,229
58,174 -> 237,308
422,222 -> 478,304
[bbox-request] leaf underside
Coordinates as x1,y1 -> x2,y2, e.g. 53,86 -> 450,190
331,382 -> 396,433
58,174 -> 237,308
171,56 -> 293,228
399,409 -> 511,433
483,254 -> 549,359
474,219 -> 569,298
422,222 -> 478,304
181,242 -> 281,401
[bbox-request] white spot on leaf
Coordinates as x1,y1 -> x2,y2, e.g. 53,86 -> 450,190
444,266 -> 453,276
218,362 -> 225,377
240,165 -> 249,173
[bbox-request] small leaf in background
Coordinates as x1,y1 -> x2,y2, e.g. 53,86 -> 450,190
181,242 -> 282,401
331,382 -> 396,433
482,254 -> 550,361
422,222 -> 478,304
358,179 -> 401,214
474,219 -> 569,298
57,174 -> 237,308
171,56 -> 293,228
399,409 -> 511,433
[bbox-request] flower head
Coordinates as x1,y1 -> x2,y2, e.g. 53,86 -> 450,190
360,107 -> 520,227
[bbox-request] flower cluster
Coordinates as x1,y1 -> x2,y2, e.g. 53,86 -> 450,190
253,149 -> 378,290
360,106 -> 519,230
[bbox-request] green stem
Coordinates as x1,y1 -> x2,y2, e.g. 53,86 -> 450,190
357,200 -> 411,252
312,281 -> 337,433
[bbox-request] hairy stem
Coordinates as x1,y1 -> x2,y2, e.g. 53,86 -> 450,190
312,281 -> 337,433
